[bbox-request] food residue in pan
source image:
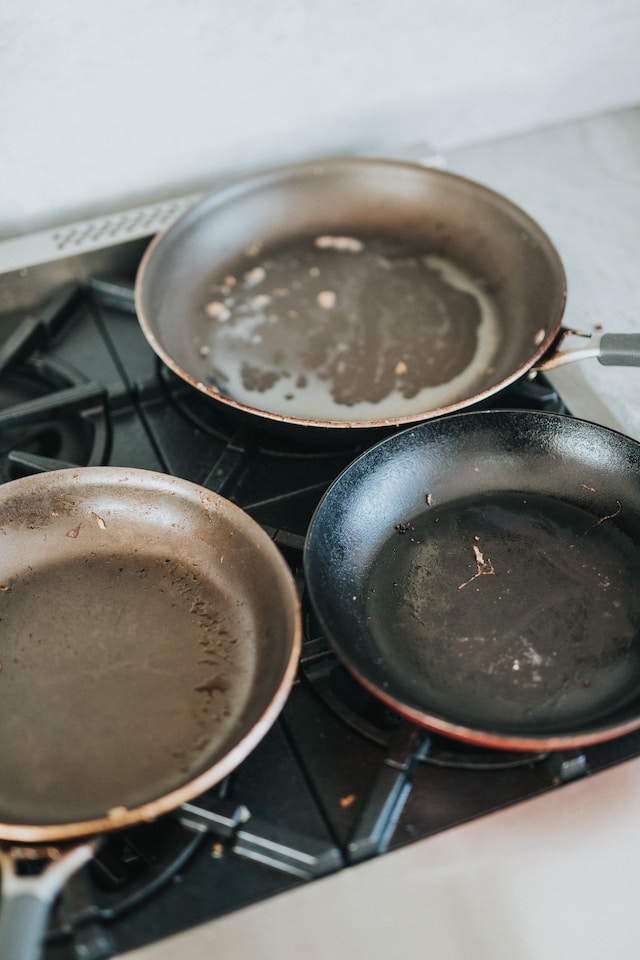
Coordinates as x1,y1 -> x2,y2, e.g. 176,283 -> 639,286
316,290 -> 337,309
314,235 -> 364,252
366,490 -> 640,731
458,543 -> 495,590
589,499 -> 622,530
198,235 -> 500,421
395,521 -> 414,535
0,550 -> 256,820
579,484 -> 623,531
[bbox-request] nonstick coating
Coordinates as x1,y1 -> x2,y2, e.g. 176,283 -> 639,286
304,410 -> 640,750
0,467 -> 301,841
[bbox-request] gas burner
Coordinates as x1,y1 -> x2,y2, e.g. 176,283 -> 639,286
481,373 -> 569,415
301,644 -> 547,771
46,816 -> 203,953
159,364 -> 566,455
0,357 -> 108,481
157,364 -> 367,459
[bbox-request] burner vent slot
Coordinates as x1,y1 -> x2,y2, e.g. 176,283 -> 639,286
50,197 -> 200,253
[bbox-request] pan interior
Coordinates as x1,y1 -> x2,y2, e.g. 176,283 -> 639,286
0,470 -> 299,830
194,236 -> 500,421
138,160 -> 566,426
366,490 -> 640,734
304,412 -> 640,744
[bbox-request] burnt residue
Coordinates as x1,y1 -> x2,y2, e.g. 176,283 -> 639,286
91,512 -> 107,529
395,521 -> 414,535
199,236 -> 487,413
457,543 -> 495,590
194,674 -> 230,695
367,490 -> 640,734
239,365 -> 283,393
586,499 -> 622,532
0,550 -> 254,824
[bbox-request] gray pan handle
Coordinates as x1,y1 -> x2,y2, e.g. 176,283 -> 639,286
535,331 -> 640,371
0,844 -> 95,960
598,333 -> 640,365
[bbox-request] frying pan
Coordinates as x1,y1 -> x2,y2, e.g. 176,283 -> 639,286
135,157 -> 640,434
0,467 -> 301,960
303,409 -> 640,752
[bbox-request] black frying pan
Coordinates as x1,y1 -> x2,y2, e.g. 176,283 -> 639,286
135,157 -> 640,435
304,410 -> 640,751
0,467 -> 301,960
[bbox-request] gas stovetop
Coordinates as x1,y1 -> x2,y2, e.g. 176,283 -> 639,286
3,220 -> 640,960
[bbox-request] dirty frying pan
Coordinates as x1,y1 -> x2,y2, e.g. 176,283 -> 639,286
135,157 -> 640,434
0,467 -> 301,960
304,410 -> 640,751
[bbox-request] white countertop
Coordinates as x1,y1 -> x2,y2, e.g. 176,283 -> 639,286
122,105 -> 640,960
448,105 -> 640,441
126,756 -> 640,960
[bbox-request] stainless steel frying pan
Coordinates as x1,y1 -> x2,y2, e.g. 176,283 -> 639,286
134,157 -> 640,434
0,467 -> 301,959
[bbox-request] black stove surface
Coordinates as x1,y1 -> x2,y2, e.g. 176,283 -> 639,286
3,269 -> 640,960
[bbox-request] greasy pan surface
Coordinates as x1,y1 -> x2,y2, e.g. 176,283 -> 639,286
135,158 -> 567,430
304,411 -> 640,750
0,468 -> 301,841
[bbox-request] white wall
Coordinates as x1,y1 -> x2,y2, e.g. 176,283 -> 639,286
2,0 -> 640,239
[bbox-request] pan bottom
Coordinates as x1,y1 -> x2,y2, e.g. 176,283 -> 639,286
195,238 -> 500,422
0,551 -> 256,826
365,491 -> 640,735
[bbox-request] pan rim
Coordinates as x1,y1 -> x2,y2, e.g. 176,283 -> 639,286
0,466 -> 302,843
134,156 -> 568,431
337,659 -> 640,753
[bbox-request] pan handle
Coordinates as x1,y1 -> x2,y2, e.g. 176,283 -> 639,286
535,330 -> 640,372
0,843 -> 95,960
598,333 -> 640,366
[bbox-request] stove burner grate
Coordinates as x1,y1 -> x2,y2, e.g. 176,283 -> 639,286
0,288 -> 111,480
301,637 -> 549,771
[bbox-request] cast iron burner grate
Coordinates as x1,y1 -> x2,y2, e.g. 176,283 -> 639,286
300,636 -> 549,771
45,816 -> 204,957
157,364 -> 370,458
0,358 -> 108,481
0,287 -> 112,480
